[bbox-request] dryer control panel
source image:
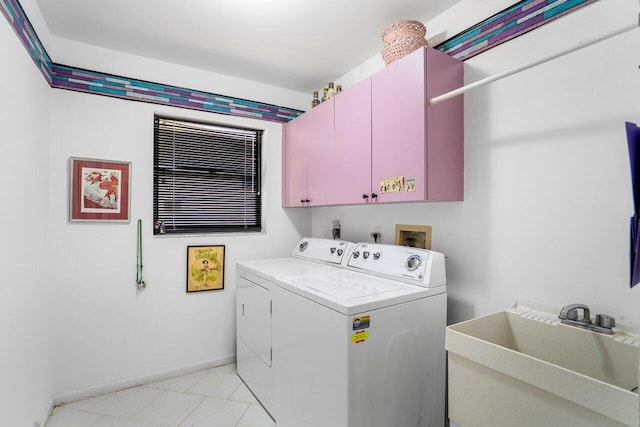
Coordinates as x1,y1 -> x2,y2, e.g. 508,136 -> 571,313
292,238 -> 354,266
347,243 -> 446,287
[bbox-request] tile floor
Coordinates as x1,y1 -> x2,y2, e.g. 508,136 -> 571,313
46,363 -> 275,427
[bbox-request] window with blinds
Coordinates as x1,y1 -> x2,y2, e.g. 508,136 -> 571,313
153,115 -> 262,234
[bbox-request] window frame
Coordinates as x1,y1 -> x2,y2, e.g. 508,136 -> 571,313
153,114 -> 263,235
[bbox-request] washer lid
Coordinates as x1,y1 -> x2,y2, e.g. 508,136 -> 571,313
282,269 -> 444,315
293,270 -> 408,300
239,258 -> 336,279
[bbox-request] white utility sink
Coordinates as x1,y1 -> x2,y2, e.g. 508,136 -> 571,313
446,302 -> 639,427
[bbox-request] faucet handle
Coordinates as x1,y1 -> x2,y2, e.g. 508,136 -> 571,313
595,314 -> 616,329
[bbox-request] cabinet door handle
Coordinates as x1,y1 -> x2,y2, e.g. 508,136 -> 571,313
362,194 -> 369,200
300,199 -> 306,204
371,193 -> 378,199
305,199 -> 311,203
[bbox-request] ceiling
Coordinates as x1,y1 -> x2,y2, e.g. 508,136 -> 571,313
35,0 -> 464,94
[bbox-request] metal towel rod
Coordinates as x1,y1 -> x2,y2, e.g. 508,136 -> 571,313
429,13 -> 640,106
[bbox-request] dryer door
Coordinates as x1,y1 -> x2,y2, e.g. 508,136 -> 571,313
238,277 -> 272,366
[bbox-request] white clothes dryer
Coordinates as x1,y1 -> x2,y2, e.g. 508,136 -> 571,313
235,238 -> 354,417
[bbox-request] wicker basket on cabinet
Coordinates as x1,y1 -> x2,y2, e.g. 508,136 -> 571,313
381,20 -> 428,66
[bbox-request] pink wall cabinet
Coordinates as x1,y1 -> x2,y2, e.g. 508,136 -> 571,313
282,98 -> 334,207
371,46 -> 463,203
283,46 -> 463,208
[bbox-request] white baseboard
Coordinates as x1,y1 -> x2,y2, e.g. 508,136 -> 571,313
52,354 -> 236,406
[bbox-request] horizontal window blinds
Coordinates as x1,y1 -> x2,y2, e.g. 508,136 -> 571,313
154,115 -> 262,234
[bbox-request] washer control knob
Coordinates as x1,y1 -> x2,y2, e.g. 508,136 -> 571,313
330,247 -> 336,254
406,255 -> 421,271
353,251 -> 360,259
373,252 -> 381,260
299,241 -> 308,252
337,249 -> 344,256
363,251 -> 370,259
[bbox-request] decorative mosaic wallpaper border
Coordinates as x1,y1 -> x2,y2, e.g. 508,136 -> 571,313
434,0 -> 598,60
2,0 -> 597,121
51,64 -> 303,122
0,0 -> 52,83
0,0 -> 303,123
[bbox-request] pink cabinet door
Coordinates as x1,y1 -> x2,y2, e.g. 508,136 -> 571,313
283,99 -> 335,207
282,113 -> 310,207
371,47 -> 463,202
372,47 -> 427,203
330,77 -> 372,205
304,99 -> 335,206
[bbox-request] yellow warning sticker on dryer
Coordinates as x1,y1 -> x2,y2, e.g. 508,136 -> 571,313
351,330 -> 369,344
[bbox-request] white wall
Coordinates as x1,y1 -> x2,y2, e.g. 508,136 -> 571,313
48,89 -> 311,398
3,0 -> 312,407
314,0 -> 640,325
29,11 -> 312,399
0,6 -> 53,426
50,37 -> 310,113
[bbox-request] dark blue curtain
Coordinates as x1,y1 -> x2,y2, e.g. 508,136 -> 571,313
626,122 -> 640,288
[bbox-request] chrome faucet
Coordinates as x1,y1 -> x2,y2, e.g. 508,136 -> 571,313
559,303 -> 591,323
558,303 -> 615,334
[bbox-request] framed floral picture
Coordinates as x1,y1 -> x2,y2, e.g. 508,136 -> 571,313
69,157 -> 131,222
186,245 -> 225,292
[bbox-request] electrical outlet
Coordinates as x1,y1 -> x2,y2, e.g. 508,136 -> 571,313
371,226 -> 382,243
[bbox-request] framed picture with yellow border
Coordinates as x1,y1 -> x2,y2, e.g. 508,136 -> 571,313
394,224 -> 432,249
186,245 -> 225,292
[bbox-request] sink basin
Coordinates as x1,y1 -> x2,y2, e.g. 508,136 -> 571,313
446,302 -> 639,427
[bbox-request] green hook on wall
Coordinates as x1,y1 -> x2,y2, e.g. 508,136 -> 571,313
136,219 -> 146,289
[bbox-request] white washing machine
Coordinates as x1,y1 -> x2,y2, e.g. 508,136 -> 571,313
237,239 -> 447,427
236,238 -> 354,417
272,242 -> 447,427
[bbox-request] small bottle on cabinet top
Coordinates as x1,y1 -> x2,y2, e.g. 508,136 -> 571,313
326,82 -> 336,99
311,91 -> 320,108
336,84 -> 342,94
321,87 -> 328,102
